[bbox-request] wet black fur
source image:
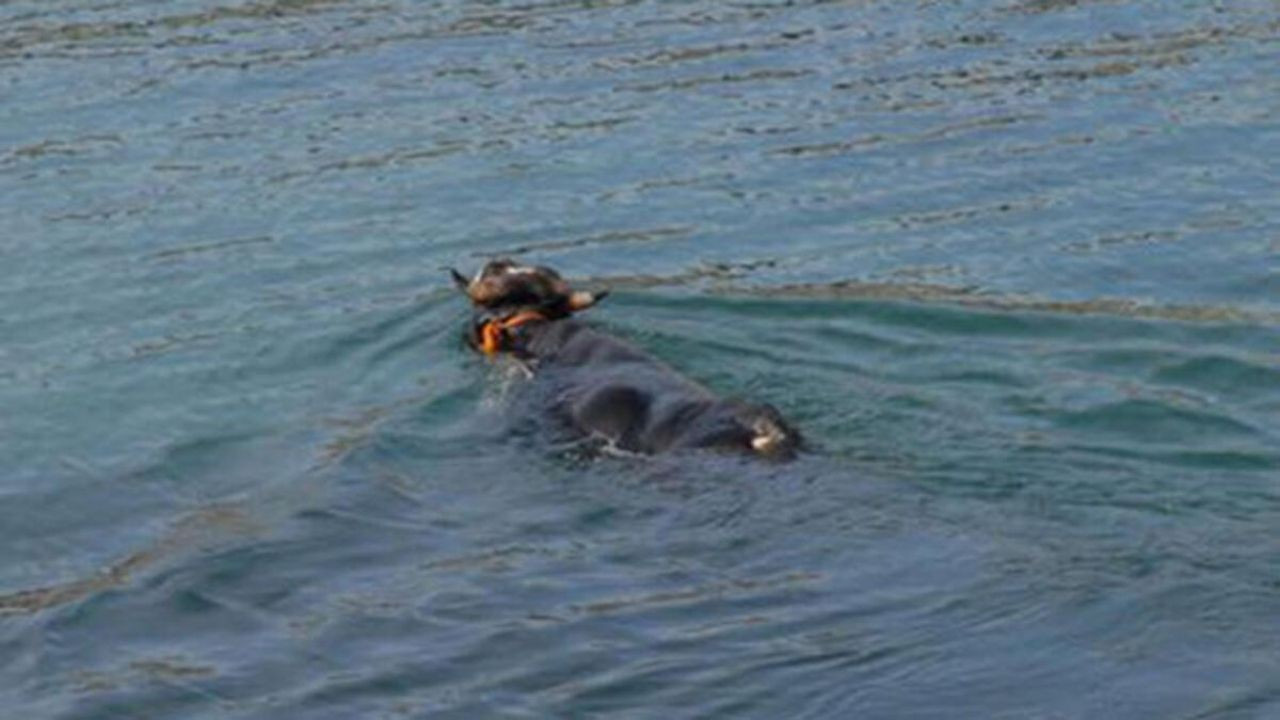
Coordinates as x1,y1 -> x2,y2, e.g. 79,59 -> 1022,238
458,264 -> 800,458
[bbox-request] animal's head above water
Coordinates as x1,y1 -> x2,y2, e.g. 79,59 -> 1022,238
449,259 -> 607,319
451,259 -> 609,356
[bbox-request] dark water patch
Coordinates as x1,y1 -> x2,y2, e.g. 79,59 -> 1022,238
770,115 -> 1039,158
1037,20 -> 1280,60
268,142 -> 470,184
485,224 -> 694,256
1153,354 -> 1280,399
1060,228 -> 1181,254
729,279 -> 1280,325
1054,397 -> 1263,444
596,36 -> 789,70
0,0 -> 347,49
2,134 -> 125,165
0,503 -> 263,617
621,66 -> 815,94
1008,0 -> 1116,12
1062,444 -> 1280,475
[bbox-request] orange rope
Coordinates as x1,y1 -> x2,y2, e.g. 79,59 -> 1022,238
478,310 -> 546,356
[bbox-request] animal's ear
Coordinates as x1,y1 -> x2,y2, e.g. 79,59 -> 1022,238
567,289 -> 608,312
448,268 -> 471,293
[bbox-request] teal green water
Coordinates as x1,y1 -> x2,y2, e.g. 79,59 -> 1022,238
2,1 -> 1279,717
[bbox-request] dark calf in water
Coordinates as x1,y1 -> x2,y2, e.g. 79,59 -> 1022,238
450,259 -> 801,459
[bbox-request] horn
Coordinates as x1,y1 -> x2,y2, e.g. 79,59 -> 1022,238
567,289 -> 608,312
448,268 -> 471,292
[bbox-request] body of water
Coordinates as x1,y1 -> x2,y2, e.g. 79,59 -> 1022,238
2,0 -> 1278,717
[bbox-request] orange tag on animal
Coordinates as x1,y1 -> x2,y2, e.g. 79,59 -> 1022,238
480,320 -> 504,355
478,310 -> 547,356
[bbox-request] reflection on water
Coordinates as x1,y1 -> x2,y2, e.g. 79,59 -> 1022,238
2,0 -> 1278,717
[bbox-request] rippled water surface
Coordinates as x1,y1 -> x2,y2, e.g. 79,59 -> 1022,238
3,1 -> 1279,717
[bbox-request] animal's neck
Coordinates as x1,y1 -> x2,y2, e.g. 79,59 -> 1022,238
504,313 -> 591,361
